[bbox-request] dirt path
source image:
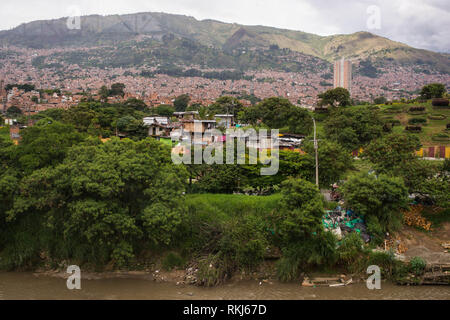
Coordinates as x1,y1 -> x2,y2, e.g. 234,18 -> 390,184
398,222 -> 450,264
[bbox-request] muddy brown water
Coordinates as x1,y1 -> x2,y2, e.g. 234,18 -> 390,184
0,273 -> 449,300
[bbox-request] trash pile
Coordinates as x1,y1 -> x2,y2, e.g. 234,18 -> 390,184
323,207 -> 371,243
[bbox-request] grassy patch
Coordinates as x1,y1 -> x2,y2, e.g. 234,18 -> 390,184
422,208 -> 450,228
185,193 -> 281,221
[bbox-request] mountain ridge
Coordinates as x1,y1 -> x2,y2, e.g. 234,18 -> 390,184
0,11 -> 449,73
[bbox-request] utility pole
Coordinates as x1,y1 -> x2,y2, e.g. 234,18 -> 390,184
313,117 -> 319,187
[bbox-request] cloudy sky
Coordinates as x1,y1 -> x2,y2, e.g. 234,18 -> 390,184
1,0 -> 449,52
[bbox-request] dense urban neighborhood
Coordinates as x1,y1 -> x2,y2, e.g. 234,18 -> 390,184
0,9 -> 449,302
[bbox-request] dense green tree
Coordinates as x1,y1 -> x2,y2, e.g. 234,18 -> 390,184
420,83 -> 446,99
123,98 -> 147,111
154,104 -> 175,117
98,85 -> 109,101
402,160 -> 450,208
174,94 -> 191,112
364,133 -> 421,174
240,149 -> 311,193
6,138 -> 187,267
0,136 -> 17,224
5,84 -> 35,92
302,138 -> 353,187
318,87 -> 351,107
116,115 -> 148,140
237,106 -> 260,125
37,108 -> 66,121
63,104 -> 98,132
324,107 -> 385,151
373,96 -> 387,104
6,106 -> 22,117
341,173 -> 409,237
419,175 -> 450,208
194,163 -> 244,194
240,97 -> 313,135
189,148 -> 316,194
274,178 -> 324,244
13,121 -> 85,174
208,96 -> 243,118
273,178 -> 336,280
110,83 -> 126,97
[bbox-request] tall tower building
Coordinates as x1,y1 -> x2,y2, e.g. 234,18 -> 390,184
0,79 -> 4,97
0,79 -> 6,114
333,58 -> 352,94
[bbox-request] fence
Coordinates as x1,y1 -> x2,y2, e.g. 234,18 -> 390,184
352,147 -> 450,159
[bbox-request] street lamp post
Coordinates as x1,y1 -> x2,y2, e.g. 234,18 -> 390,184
312,117 -> 319,187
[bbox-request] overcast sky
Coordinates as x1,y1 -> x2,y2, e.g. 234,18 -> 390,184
1,0 -> 449,52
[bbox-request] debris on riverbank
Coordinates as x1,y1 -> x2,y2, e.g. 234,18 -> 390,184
302,275 -> 353,288
323,208 -> 371,243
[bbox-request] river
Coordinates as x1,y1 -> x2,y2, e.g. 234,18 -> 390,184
0,272 -> 449,300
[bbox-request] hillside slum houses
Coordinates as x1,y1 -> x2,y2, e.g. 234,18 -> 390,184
2,87 -> 83,115
142,112 -> 305,152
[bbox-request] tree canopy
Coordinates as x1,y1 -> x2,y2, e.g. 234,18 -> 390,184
324,107 -> 386,151
318,88 -> 351,107
341,173 -> 409,239
420,83 -> 446,99
302,138 -> 353,187
174,94 -> 191,112
6,106 -> 22,117
5,138 -> 188,267
364,133 -> 421,174
239,97 -> 313,135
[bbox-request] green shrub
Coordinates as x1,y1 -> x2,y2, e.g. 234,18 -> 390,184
432,98 -> 449,107
180,193 -> 280,253
408,106 -> 426,112
366,216 -> 384,245
276,256 -> 300,282
408,117 -> 427,125
162,252 -> 185,271
392,261 -> 411,284
218,216 -> 267,271
196,254 -> 231,287
405,125 -> 422,132
276,233 -> 337,282
337,232 -> 368,273
367,251 -> 396,279
111,241 -> 134,268
409,257 -> 426,276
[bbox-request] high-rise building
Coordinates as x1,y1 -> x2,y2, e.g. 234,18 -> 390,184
333,58 -> 352,94
0,79 -> 5,114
